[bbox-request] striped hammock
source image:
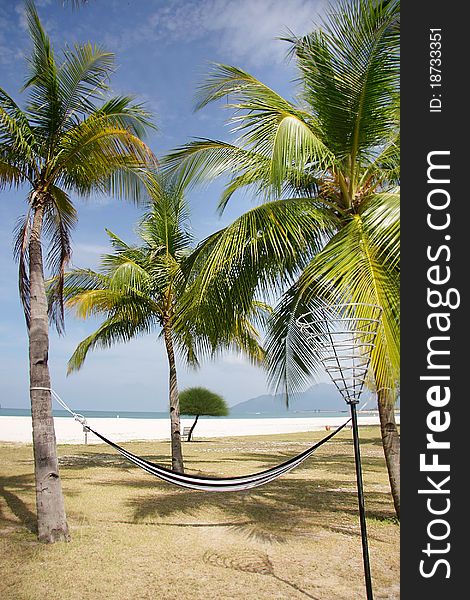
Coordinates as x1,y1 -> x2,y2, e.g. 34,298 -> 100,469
86,420 -> 349,492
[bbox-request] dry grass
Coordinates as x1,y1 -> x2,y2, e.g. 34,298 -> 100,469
0,427 -> 399,599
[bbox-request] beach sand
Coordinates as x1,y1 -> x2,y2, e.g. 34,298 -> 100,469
0,413 -> 397,444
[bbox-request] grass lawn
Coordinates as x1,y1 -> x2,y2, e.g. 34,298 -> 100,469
0,426 -> 399,599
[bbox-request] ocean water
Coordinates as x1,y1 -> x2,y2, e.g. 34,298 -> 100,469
0,407 -> 350,420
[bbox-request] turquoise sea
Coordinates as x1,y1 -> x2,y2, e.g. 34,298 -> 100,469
0,407 -> 350,420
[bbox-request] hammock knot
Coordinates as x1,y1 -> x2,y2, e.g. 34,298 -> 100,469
32,387 -> 89,431
73,413 -> 88,429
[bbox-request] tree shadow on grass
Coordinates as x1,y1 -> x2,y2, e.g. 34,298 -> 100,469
0,474 -> 37,533
220,451 -> 386,476
49,436 -> 394,545
0,473 -> 80,536
57,451 -> 232,472
119,473 -> 394,544
312,454 -> 386,475
65,442 -> 393,543
58,452 -> 169,470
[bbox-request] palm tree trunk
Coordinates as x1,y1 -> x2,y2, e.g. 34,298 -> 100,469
377,388 -> 400,519
187,414 -> 199,442
162,321 -> 184,473
29,201 -> 69,543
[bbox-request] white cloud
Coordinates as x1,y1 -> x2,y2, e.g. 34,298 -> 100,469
109,0 -> 324,68
198,0 -> 324,66
14,3 -> 29,32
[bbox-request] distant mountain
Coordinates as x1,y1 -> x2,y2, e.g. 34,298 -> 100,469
229,383 -> 371,414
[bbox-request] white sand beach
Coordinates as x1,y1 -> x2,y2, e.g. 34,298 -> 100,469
0,413 -> 398,444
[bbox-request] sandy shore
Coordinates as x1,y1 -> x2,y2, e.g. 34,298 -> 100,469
0,413 -> 398,444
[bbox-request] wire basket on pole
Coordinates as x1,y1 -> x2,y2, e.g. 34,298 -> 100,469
296,302 -> 383,600
296,303 -> 382,405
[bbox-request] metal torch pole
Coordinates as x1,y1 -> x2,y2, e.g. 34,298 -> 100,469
349,400 -> 374,600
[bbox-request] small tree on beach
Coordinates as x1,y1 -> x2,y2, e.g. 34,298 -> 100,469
0,1 -> 155,542
165,0 -> 401,515
180,387 -> 228,441
62,177 -> 266,472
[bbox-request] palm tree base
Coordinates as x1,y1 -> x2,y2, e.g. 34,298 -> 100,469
37,518 -> 70,544
31,402 -> 70,543
33,454 -> 70,543
377,390 -> 400,519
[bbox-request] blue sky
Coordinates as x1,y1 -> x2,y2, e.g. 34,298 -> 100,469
0,0 -> 325,411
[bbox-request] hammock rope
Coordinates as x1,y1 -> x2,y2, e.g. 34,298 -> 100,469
31,387 -> 350,492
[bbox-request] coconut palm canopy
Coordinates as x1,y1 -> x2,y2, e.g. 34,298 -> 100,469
0,1 -> 156,330
61,177 -> 267,373
165,0 -> 400,398
59,175 -> 268,472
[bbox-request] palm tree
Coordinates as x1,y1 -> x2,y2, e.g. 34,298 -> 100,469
164,0 -> 401,515
0,1 -> 156,542
61,177 -> 266,473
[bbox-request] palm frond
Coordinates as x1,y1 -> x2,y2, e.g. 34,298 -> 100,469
186,197 -> 338,307
23,1 -> 62,142
43,186 -> 78,332
58,268 -> 109,299
57,42 -> 114,128
266,202 -> 399,395
139,175 -> 192,256
98,96 -> 156,139
360,130 -> 400,189
265,291 -> 328,398
270,112 -> 334,190
0,88 -> 37,173
360,189 -> 400,269
13,211 -> 33,327
108,259 -> 151,292
51,113 -> 156,199
289,0 -> 399,184
195,63 -> 294,113
0,160 -> 24,189
195,64 -> 336,195
67,315 -> 152,373
163,139 -> 272,196
103,229 -> 132,255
